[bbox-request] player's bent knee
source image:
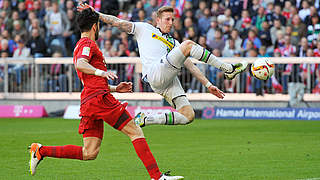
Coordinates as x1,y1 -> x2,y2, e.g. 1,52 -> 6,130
179,40 -> 196,56
185,110 -> 195,123
181,40 -> 195,47
122,120 -> 145,141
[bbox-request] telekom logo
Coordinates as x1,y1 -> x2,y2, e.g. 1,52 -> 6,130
13,105 -> 34,117
13,105 -> 23,117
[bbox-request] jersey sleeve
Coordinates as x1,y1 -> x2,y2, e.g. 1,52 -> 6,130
132,22 -> 148,39
76,41 -> 95,62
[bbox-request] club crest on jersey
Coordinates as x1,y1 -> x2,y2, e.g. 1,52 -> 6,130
151,33 -> 174,50
82,47 -> 90,56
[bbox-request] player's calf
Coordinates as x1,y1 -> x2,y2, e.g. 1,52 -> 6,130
82,148 -> 99,160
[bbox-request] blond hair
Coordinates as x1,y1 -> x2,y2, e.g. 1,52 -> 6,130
156,6 -> 174,17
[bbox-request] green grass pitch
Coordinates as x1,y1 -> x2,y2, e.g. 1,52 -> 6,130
0,118 -> 320,180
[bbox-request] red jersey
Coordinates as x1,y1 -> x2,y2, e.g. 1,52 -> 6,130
73,37 -> 110,101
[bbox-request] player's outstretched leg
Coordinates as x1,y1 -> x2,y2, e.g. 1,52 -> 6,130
135,105 -> 194,127
180,40 -> 248,80
134,111 -> 191,127
28,143 -> 84,175
122,120 -> 184,180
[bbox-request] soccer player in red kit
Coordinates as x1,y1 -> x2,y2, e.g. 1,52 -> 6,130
29,8 -> 183,180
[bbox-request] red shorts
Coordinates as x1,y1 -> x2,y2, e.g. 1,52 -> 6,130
78,93 -> 132,139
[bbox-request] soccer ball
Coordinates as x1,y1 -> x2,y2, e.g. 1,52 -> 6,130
251,58 -> 274,80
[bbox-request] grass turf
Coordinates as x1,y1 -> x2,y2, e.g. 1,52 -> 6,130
0,118 -> 320,180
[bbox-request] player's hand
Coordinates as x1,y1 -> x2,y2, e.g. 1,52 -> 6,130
116,82 -> 133,93
102,71 -> 118,80
77,1 -> 95,12
208,85 -> 225,99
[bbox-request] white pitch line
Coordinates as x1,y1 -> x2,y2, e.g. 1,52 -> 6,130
297,178 -> 320,180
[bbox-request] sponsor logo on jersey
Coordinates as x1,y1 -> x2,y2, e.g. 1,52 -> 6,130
82,47 -> 90,56
151,33 -> 174,50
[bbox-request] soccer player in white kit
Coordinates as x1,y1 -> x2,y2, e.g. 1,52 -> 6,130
78,4 -> 248,127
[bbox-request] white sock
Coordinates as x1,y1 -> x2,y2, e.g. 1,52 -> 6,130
144,112 -> 189,125
190,44 -> 233,72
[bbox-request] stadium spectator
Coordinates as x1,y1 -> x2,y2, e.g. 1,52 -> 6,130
187,36 -> 207,93
28,18 -> 45,39
306,15 -> 320,47
280,35 -> 296,57
33,0 -> 46,21
235,9 -> 250,31
1,38 -> 10,57
137,9 -> 146,22
145,0 -> 158,18
223,39 -> 237,57
0,17 -> 5,33
252,7 -> 266,31
25,0 -> 34,11
102,40 -> 115,57
304,6 -> 318,25
45,1 -> 70,56
273,4 -> 287,26
17,1 -> 28,21
248,0 -> 260,17
206,18 -> 218,46
12,38 -> 31,91
5,10 -> 22,33
290,14 -> 307,46
198,7 -> 211,35
239,17 -> 252,39
47,51 -> 67,92
242,29 -> 262,50
211,1 -> 224,17
183,17 -> 198,37
217,8 -> 235,28
0,0 -> 11,16
207,28 -> 225,52
270,18 -> 285,45
258,21 -> 272,48
26,28 -> 47,58
283,54 -> 305,107
131,1 -> 144,22
298,0 -> 311,22
228,29 -> 242,51
296,37 -> 308,57
8,34 -> 20,56
195,0 -> 206,19
65,9 -> 79,53
282,1 -> 293,19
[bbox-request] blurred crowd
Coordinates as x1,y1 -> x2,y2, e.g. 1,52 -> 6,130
0,0 -> 320,96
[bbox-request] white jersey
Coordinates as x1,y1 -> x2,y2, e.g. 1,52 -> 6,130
132,22 -> 180,76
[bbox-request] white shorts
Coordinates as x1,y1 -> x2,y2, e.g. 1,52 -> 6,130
145,47 -> 190,108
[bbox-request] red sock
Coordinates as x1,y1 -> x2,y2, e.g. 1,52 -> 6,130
39,145 -> 83,160
132,138 -> 161,180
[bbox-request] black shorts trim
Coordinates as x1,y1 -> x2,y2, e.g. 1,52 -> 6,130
113,111 -> 130,129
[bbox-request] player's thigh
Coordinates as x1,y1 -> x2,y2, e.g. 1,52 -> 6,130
121,120 -> 144,141
162,77 -> 191,109
165,46 -> 186,69
148,62 -> 179,89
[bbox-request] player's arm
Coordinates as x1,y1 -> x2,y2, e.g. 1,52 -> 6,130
184,58 -> 225,99
78,3 -> 134,34
76,58 -> 118,80
109,82 -> 133,93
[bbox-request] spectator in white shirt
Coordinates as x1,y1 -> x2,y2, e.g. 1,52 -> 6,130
298,0 -> 310,21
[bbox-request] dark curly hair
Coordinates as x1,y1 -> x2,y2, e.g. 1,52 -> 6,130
76,8 -> 99,33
